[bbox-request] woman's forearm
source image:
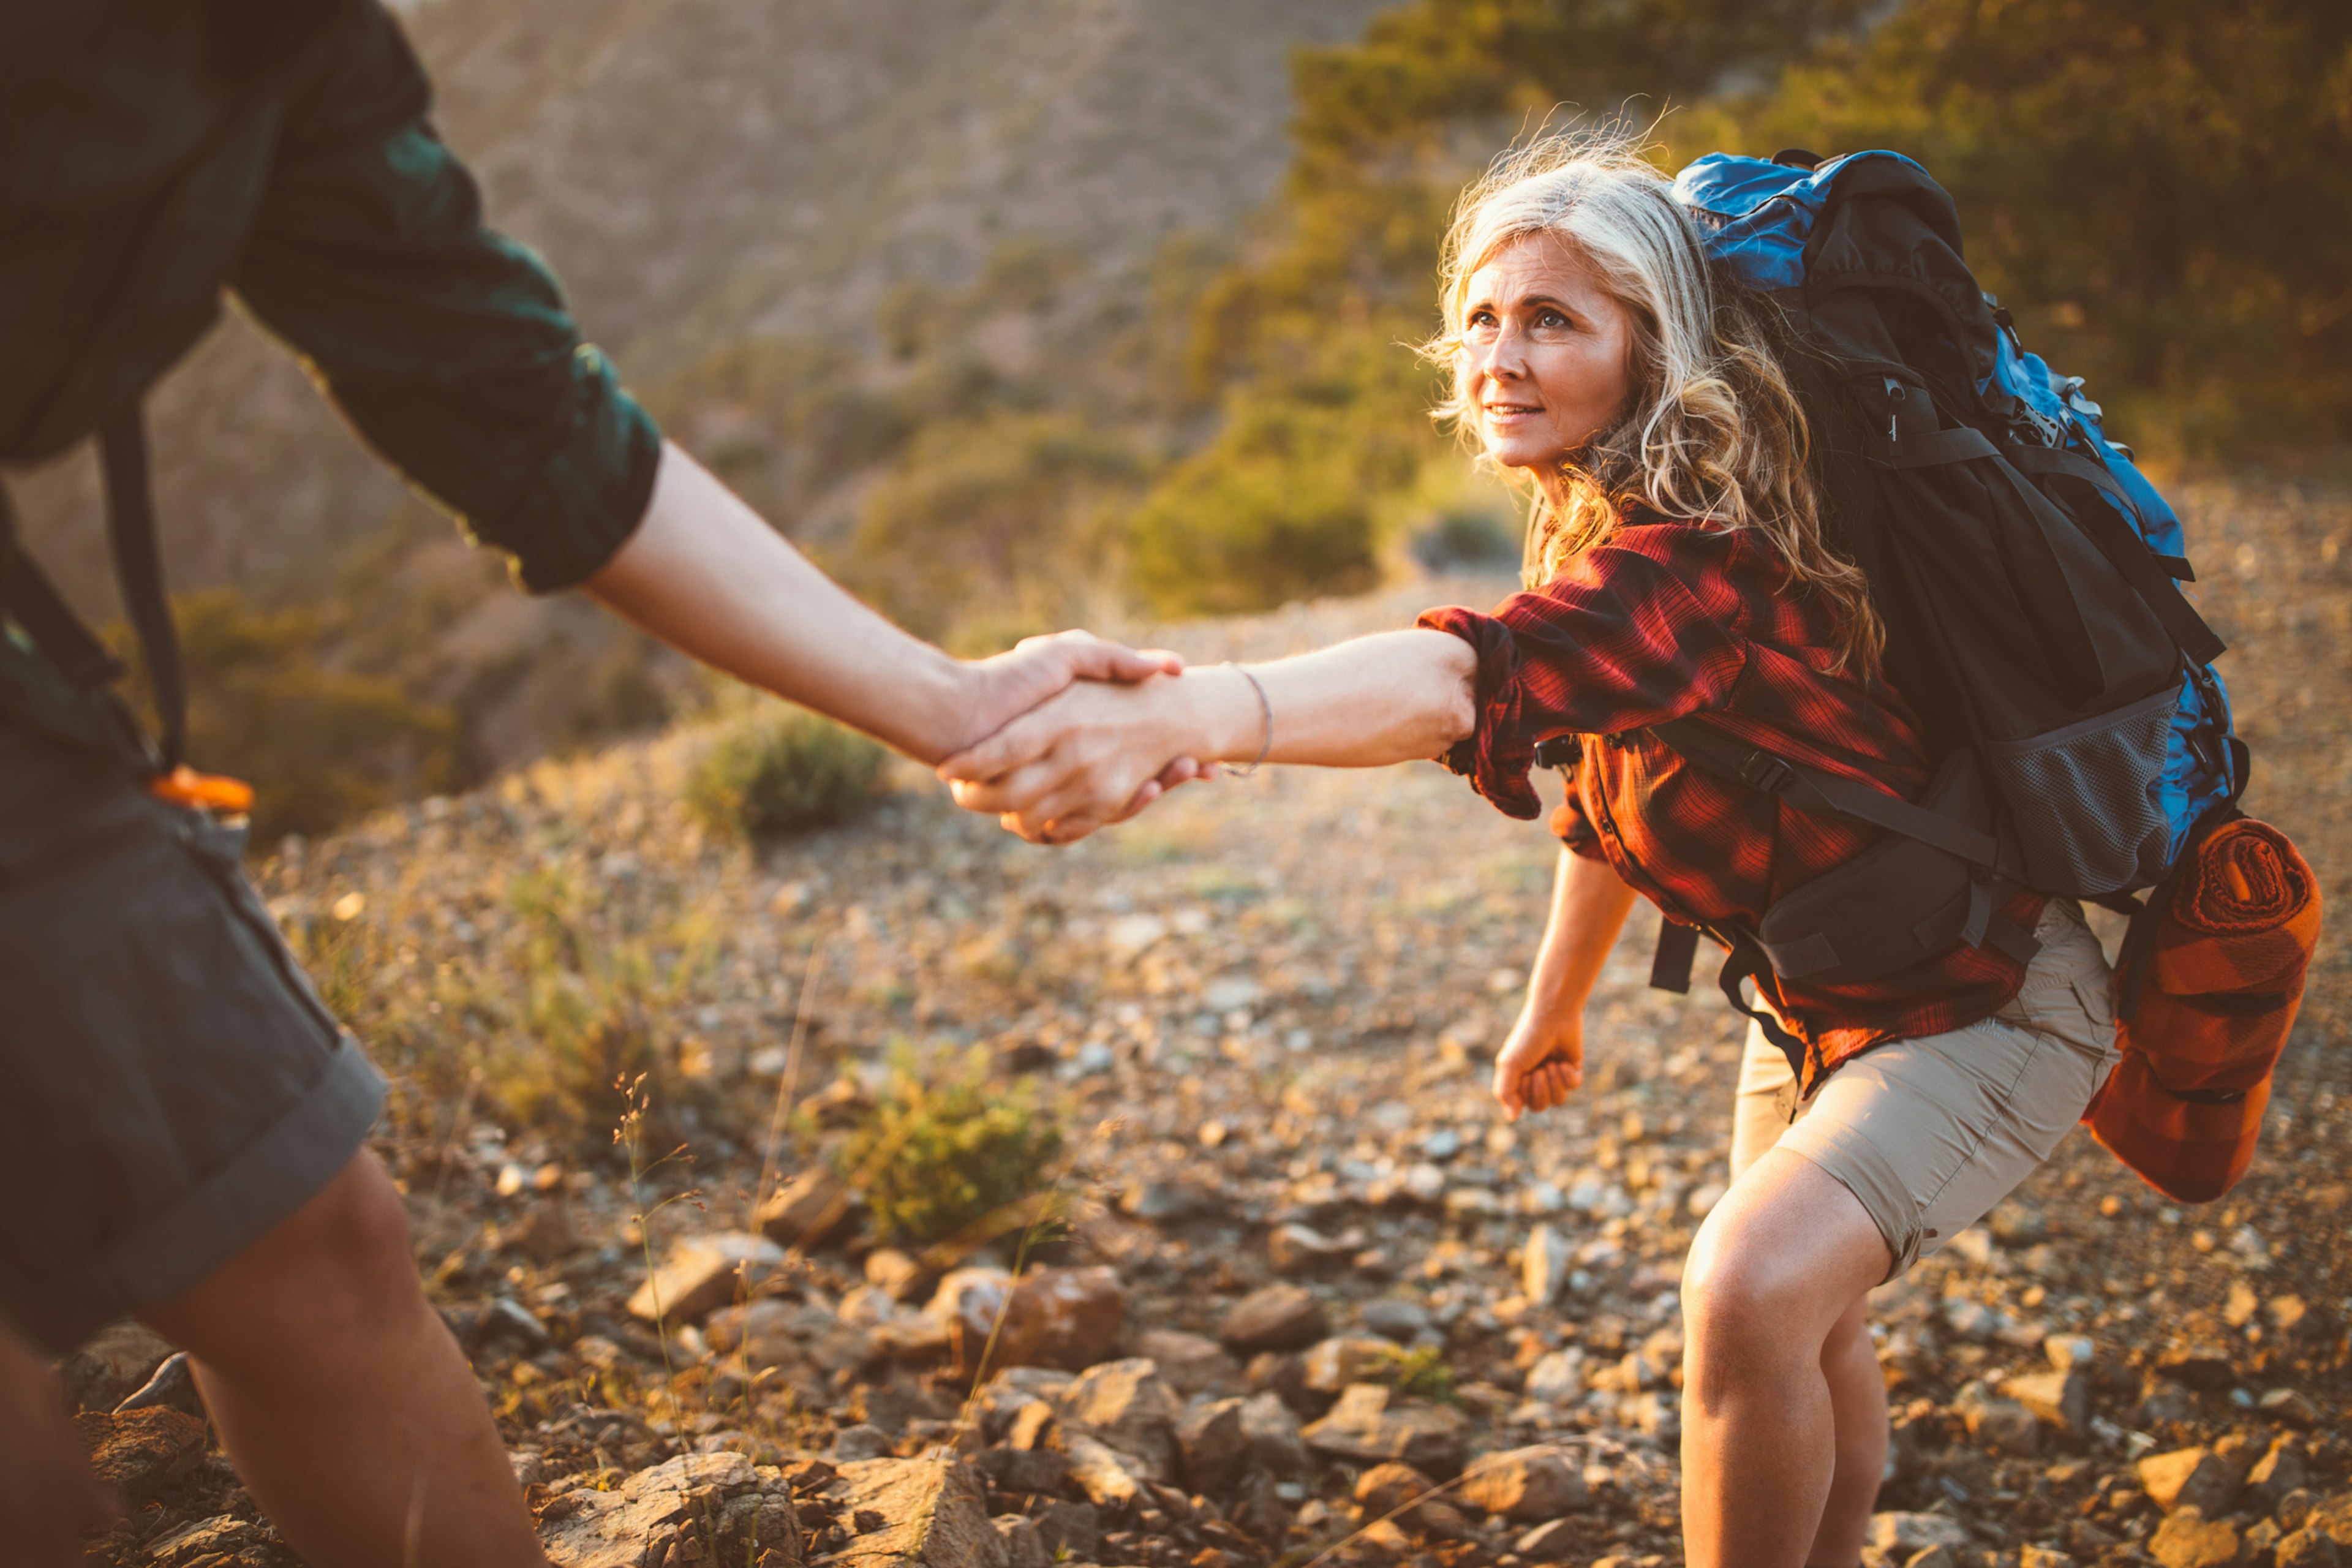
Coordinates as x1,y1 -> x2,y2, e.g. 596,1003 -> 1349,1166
1527,848 -> 1638,1009
1176,629 -> 1479,769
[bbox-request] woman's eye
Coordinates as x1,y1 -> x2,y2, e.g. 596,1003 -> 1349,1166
1536,308 -> 1569,329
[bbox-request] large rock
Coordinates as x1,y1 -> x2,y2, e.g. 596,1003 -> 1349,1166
2150,1506 -> 2242,1568
538,1452 -> 802,1568
1458,1446 -> 1587,1521
1057,1357 -> 1180,1480
627,1233 -> 788,1324
1521,1348 -> 1585,1404
1955,1383 -> 2039,1456
1136,1329 -> 1243,1396
1354,1461 -> 1436,1517
928,1266 -> 1126,1378
756,1170 -> 856,1250
1219,1284 -> 1327,1354
72,1409 -> 208,1509
1301,1384 -> 1470,1476
830,1453 -> 1005,1568
1032,1499 -> 1101,1561
2139,1447 -> 2242,1518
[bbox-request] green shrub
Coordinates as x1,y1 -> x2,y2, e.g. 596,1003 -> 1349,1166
685,706 -> 885,839
1371,1344 -> 1455,1404
837,1049 -> 1066,1249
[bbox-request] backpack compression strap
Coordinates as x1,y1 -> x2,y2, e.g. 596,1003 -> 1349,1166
0,405 -> 187,775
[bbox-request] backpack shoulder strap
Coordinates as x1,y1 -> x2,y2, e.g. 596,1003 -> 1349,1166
1647,715 -> 2013,874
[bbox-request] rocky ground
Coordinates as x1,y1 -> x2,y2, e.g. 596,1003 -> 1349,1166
59,473 -> 2352,1567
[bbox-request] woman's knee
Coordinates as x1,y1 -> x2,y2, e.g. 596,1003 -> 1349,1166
147,1151 -> 425,1358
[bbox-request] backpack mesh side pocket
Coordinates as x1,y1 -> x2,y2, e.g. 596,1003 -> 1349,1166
1986,684 -> 2177,895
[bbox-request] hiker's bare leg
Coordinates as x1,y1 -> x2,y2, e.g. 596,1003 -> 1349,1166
1817,1291 -> 1890,1564
140,1150 -> 546,1568
1680,1147 -> 1891,1568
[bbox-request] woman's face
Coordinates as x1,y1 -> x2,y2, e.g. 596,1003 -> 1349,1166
1458,232 -> 1638,475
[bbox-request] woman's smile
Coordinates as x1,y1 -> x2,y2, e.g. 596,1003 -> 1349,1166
1458,231 -> 1636,474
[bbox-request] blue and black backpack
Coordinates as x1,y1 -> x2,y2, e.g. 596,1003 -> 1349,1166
1586,149 -> 2249,1067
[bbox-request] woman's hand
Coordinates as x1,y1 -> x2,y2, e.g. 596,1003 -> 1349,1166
940,672 -> 1213,844
1492,995 -> 1586,1121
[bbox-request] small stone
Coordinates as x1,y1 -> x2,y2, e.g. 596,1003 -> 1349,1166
1136,1329 -> 1243,1396
992,1513 -> 1051,1568
1457,1446 -> 1587,1520
1686,1180 -> 1728,1218
1120,1181 -> 1210,1223
1522,1224 -> 1569,1306
57,1322 -> 176,1415
2154,1343 -> 2236,1392
73,1409 -> 208,1508
626,1232 -> 787,1324
1301,1383 -> 1470,1475
832,1424 -> 893,1462
1303,1335 -> 1401,1393
2017,1548 -> 2072,1568
1358,1298 -> 1433,1344
1175,1398 -> 1248,1493
2277,1526 -> 2342,1568
1907,1547 -> 1963,1568
1957,1387 -> 2040,1456
2260,1388 -> 2320,1426
2139,1447 -> 2242,1518
1355,1461 -> 1436,1516
1032,1499 -> 1101,1561
1238,1390 -> 1311,1474
2045,1334 -> 2097,1373
756,1169 -> 856,1249
1058,1430 -> 1151,1508
1219,1284 -> 1327,1354
2247,1438 -> 2309,1510
1515,1518 -> 1581,1562
927,1265 -> 1126,1378
1268,1223 -> 1349,1275
864,1248 -> 929,1302
145,1515 -> 271,1565
1057,1357 -> 1181,1482
2149,1506 -> 2241,1568
1522,1348 -> 1585,1403
976,1445 -> 1068,1495
2003,1368 -> 2092,1435
1864,1513 -> 1972,1554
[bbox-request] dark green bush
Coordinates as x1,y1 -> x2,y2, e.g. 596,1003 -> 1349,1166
836,1049 -> 1066,1249
685,706 -> 885,839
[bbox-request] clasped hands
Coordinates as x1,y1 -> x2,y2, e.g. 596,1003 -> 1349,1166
943,630 -> 1251,845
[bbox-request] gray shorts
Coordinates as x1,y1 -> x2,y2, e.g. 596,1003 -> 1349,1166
0,719 -> 385,1352
1730,899 -> 2120,1280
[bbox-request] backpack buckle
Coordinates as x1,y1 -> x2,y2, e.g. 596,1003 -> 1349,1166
1736,750 -> 1795,793
1531,734 -> 1579,771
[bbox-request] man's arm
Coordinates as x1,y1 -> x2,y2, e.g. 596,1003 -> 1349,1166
586,443 -> 1178,763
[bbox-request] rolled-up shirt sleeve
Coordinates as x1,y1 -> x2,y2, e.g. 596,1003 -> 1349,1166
230,4 -> 662,592
1417,540 -> 1751,820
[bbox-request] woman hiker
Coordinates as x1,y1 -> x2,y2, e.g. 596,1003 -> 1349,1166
940,131 -> 2121,1568
0,2 -> 1186,1561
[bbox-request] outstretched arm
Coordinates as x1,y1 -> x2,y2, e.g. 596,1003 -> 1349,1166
587,443 -> 1181,764
939,628 -> 1479,841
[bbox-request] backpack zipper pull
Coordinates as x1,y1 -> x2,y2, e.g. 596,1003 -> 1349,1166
1882,377 -> 1908,445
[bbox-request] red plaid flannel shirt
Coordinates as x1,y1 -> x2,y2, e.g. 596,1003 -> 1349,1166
1420,513 -> 2042,1082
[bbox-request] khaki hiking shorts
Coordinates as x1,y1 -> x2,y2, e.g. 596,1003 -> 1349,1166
1730,899 -> 2120,1281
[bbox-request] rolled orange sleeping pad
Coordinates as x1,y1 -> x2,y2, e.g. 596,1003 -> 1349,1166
2088,818 -> 2321,1203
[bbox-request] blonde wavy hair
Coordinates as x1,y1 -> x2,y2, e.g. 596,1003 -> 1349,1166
1427,126 -> 1883,673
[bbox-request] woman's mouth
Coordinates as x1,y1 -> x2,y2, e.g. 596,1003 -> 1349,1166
1483,403 -> 1544,421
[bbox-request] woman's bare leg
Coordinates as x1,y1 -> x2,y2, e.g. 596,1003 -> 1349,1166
1815,1292 -> 1890,1565
1679,1147 -> 1891,1568
140,1150 -> 546,1568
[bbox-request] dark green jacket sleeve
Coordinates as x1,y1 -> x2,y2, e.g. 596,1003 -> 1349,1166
229,6 -> 662,592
